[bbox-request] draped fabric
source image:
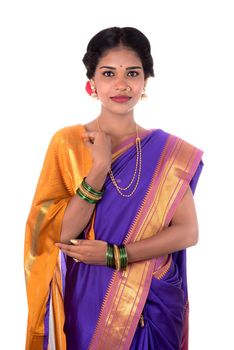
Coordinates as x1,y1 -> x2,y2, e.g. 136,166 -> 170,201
24,124 -> 203,350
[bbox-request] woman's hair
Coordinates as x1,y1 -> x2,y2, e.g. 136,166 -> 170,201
82,27 -> 155,79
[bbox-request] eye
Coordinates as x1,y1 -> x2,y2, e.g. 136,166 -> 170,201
127,71 -> 139,77
102,71 -> 115,77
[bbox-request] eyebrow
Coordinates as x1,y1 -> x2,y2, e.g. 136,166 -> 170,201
99,65 -> 142,70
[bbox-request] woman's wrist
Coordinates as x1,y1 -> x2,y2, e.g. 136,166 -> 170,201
125,242 -> 146,264
92,159 -> 110,174
106,243 -> 128,270
86,164 -> 108,191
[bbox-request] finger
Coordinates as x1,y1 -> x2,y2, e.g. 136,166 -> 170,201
70,239 -> 79,245
76,239 -> 105,246
70,239 -> 85,245
65,251 -> 82,260
55,242 -> 80,253
55,242 -> 69,249
82,136 -> 91,142
82,132 -> 97,143
83,137 -> 95,146
58,247 -> 82,260
82,131 -> 98,138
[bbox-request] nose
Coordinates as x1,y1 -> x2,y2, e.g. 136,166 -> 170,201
115,77 -> 130,92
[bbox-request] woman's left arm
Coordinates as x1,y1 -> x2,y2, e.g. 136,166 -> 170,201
126,186 -> 199,263
56,186 -> 198,265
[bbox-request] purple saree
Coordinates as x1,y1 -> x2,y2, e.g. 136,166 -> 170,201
61,129 -> 203,350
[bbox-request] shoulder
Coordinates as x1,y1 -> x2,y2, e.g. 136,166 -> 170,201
171,132 -> 204,156
164,130 -> 204,176
50,124 -> 85,146
52,124 -> 84,141
153,128 -> 203,154
149,129 -> 204,171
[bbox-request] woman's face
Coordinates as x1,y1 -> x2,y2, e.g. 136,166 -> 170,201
93,46 -> 146,115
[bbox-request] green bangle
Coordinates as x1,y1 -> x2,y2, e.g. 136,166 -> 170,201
119,245 -> 128,269
76,188 -> 98,204
106,243 -> 115,268
79,184 -> 102,201
82,177 -> 104,196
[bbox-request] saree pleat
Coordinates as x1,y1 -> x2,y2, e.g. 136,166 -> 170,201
24,124 -> 203,350
131,266 -> 185,349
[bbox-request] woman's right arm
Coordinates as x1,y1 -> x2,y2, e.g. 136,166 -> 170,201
60,131 -> 112,243
60,163 -> 107,243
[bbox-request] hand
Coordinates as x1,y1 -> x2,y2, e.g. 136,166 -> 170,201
82,131 -> 112,173
55,239 -> 107,265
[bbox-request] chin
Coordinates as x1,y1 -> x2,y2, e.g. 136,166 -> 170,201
112,108 -> 134,116
103,103 -> 136,115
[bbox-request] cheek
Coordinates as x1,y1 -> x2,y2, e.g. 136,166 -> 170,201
133,84 -> 144,97
97,90 -> 109,101
133,79 -> 145,90
95,82 -> 109,98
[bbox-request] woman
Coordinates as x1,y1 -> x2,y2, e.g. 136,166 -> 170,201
24,27 -> 203,350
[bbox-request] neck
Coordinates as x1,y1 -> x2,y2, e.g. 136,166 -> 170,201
97,109 -> 136,137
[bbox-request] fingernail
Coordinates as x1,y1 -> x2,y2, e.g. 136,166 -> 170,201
70,239 -> 78,245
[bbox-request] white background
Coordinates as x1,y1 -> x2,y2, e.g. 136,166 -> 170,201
0,1 -> 233,349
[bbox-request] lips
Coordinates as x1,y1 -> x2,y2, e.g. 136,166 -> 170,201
110,96 -> 131,103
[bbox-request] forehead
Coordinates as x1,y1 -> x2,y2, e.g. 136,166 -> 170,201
97,47 -> 142,67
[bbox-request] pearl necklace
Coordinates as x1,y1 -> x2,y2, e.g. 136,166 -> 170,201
97,118 -> 142,198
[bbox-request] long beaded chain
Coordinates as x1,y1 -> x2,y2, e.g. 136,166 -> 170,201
96,118 -> 142,198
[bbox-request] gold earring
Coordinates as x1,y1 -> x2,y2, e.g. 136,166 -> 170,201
141,87 -> 147,100
91,85 -> 97,98
90,80 -> 98,98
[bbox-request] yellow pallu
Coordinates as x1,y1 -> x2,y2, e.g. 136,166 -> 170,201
24,125 -> 93,349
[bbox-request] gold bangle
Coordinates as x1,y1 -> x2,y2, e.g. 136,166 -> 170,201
76,188 -> 98,204
79,185 -> 102,201
80,182 -> 102,198
113,244 -> 121,271
82,177 -> 104,196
